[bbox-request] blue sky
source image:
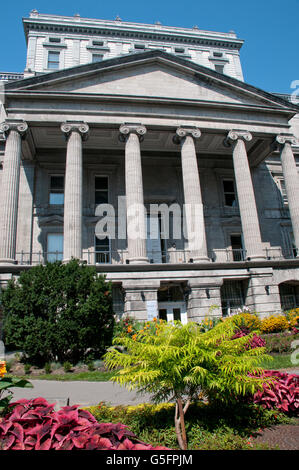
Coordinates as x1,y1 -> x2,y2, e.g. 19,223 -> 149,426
1,0 -> 298,93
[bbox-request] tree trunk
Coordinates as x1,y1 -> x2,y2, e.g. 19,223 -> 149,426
174,397 -> 190,450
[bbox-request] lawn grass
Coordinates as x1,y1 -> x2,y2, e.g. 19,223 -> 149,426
260,354 -> 297,370
8,370 -> 116,382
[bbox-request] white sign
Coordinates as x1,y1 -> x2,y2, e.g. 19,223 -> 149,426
146,300 -> 158,321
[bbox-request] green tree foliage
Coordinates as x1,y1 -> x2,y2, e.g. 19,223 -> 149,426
104,318 -> 272,450
1,259 -> 114,366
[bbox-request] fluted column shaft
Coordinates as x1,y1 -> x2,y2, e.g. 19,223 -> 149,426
61,122 -> 89,262
277,134 -> 299,255
227,130 -> 265,261
175,127 -> 209,262
0,121 -> 28,264
120,124 -> 148,264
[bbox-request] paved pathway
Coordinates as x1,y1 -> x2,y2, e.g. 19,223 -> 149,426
10,367 -> 299,410
10,380 -> 153,409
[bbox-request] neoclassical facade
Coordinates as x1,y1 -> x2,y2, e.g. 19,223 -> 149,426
0,12 -> 299,322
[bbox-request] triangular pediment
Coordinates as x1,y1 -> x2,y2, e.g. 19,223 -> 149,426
5,50 -> 298,112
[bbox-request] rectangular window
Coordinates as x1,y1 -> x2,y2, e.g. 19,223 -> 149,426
47,51 -> 60,69
47,233 -> 63,262
49,37 -> 61,43
49,175 -> 64,205
213,52 -> 223,58
215,64 -> 224,74
174,47 -> 185,53
95,236 -> 110,264
230,234 -> 245,261
95,176 -> 108,205
92,54 -> 103,63
134,44 -> 145,50
92,40 -> 104,46
223,180 -> 237,207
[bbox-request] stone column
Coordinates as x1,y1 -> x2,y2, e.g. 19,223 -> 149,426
226,130 -> 265,261
174,127 -> 209,262
0,120 -> 28,264
119,124 -> 148,264
61,122 -> 89,262
276,134 -> 299,256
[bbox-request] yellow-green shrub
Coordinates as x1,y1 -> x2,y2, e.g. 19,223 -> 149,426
260,315 -> 289,334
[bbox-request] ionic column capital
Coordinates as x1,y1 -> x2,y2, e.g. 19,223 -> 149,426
61,122 -> 89,141
276,134 -> 298,147
173,127 -> 201,144
0,120 -> 28,139
224,129 -> 252,147
119,123 -> 147,142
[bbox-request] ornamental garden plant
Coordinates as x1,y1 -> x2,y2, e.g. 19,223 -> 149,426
104,316 -> 274,450
1,259 -> 114,366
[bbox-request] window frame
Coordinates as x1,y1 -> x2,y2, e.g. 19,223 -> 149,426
46,232 -> 64,262
47,50 -> 60,70
222,179 -> 238,208
49,174 -> 65,206
94,175 -> 109,206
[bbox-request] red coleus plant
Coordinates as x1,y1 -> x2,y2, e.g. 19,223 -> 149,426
231,328 -> 266,350
251,370 -> 299,415
0,398 -> 170,450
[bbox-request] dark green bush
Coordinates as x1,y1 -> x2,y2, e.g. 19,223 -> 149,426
44,363 -> 52,374
63,361 -> 72,373
24,363 -> 31,375
87,361 -> 95,371
87,401 -> 290,450
1,259 -> 114,366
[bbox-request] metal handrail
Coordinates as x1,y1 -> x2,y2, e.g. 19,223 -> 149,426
16,246 -> 299,265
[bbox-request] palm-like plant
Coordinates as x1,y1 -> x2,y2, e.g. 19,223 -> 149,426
104,317 -> 272,450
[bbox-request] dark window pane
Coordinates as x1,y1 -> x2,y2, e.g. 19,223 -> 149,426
231,235 -> 242,249
95,192 -> 108,205
95,236 -> 109,249
159,309 -> 167,321
95,177 -> 108,190
223,180 -> 234,193
51,176 -> 64,190
224,194 -> 236,206
173,308 -> 181,321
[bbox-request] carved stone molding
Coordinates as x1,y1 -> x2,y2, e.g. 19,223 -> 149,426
173,126 -> 201,144
223,129 -> 252,147
0,120 -> 28,139
60,122 -> 89,141
276,134 -> 298,147
119,123 -> 147,142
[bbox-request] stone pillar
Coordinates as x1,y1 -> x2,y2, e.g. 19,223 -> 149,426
61,122 -> 89,262
187,279 -> 222,321
0,120 -> 28,264
119,124 -> 148,264
122,280 -> 160,321
246,268 -> 282,317
276,134 -> 299,255
226,130 -> 265,261
174,127 -> 209,262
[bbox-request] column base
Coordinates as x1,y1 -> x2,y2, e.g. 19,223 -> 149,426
0,258 -> 17,265
127,257 -> 149,265
246,254 -> 267,262
191,256 -> 211,264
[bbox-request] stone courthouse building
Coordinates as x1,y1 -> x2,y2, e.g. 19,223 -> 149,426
0,10 -> 299,322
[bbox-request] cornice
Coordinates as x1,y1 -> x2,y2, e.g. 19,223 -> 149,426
23,18 -> 244,50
